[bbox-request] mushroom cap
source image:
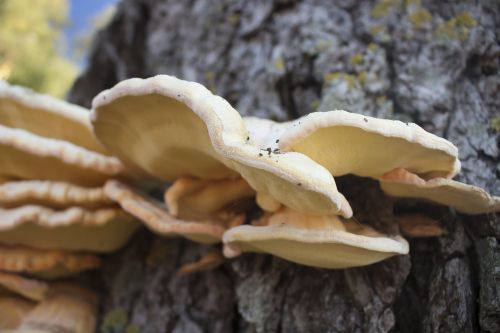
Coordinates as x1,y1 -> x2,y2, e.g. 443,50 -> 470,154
0,245 -> 101,279
0,125 -> 124,186
279,111 -> 461,179
165,177 -> 255,220
92,75 -> 352,217
0,206 -> 140,252
104,179 -> 229,244
223,208 -> 408,269
0,296 -> 35,330
11,283 -> 98,333
0,180 -> 113,209
0,272 -> 48,301
380,168 -> 500,214
0,81 -> 107,154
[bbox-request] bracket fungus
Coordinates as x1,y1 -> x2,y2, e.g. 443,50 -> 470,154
0,271 -> 48,301
0,82 -> 141,281
0,296 -> 35,330
279,110 -> 460,179
104,179 -> 235,244
9,283 -> 98,333
0,206 -> 139,252
278,111 -> 499,215
0,245 -> 101,278
380,168 -> 500,214
0,125 -> 124,186
0,81 -> 107,154
89,75 -> 499,269
223,207 -> 408,268
164,177 -> 255,220
91,75 -> 352,218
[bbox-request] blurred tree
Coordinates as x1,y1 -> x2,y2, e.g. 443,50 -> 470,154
0,0 -> 77,98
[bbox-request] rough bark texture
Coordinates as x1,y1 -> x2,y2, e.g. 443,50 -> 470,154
68,0 -> 500,332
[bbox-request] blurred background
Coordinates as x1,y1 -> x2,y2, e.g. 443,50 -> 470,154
0,0 -> 116,98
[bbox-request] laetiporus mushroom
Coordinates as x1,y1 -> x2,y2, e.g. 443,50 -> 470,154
278,111 -> 499,214
0,245 -> 101,278
104,180 -> 241,244
0,296 -> 35,330
0,271 -> 48,301
0,125 -> 123,186
224,208 -> 408,268
0,81 -> 108,154
90,75 -> 497,269
165,177 -> 255,220
8,283 -> 98,333
380,168 -> 500,214
0,81 -> 141,254
91,75 -> 353,218
0,205 -> 139,252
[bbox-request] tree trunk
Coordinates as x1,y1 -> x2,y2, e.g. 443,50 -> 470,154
68,0 -> 500,332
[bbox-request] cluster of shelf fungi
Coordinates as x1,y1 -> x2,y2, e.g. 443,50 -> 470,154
0,75 -> 498,331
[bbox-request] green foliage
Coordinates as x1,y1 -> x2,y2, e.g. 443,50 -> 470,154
0,0 -> 77,97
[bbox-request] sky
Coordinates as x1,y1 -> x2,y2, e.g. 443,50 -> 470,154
66,0 -> 116,41
65,0 -> 118,66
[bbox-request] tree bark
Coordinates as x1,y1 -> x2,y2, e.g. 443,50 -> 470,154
68,0 -> 500,332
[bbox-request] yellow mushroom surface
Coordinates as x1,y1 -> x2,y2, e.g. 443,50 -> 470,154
0,245 -> 101,279
11,283 -> 98,333
0,271 -> 48,301
104,179 -> 236,244
223,208 -> 408,268
380,168 -> 500,214
0,81 -> 107,154
92,75 -> 352,217
0,205 -> 140,252
165,177 -> 255,220
279,110 -> 460,179
0,125 -> 124,186
0,296 -> 35,330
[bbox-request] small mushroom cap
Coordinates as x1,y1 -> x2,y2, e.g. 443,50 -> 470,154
11,283 -> 98,333
0,245 -> 101,279
104,179 -> 228,244
0,125 -> 124,186
0,81 -> 107,154
0,272 -> 48,301
0,206 -> 140,252
223,208 -> 408,268
380,168 -> 500,214
165,177 -> 255,220
279,111 -> 461,179
92,75 -> 352,217
0,180 -> 113,208
0,296 -> 35,329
